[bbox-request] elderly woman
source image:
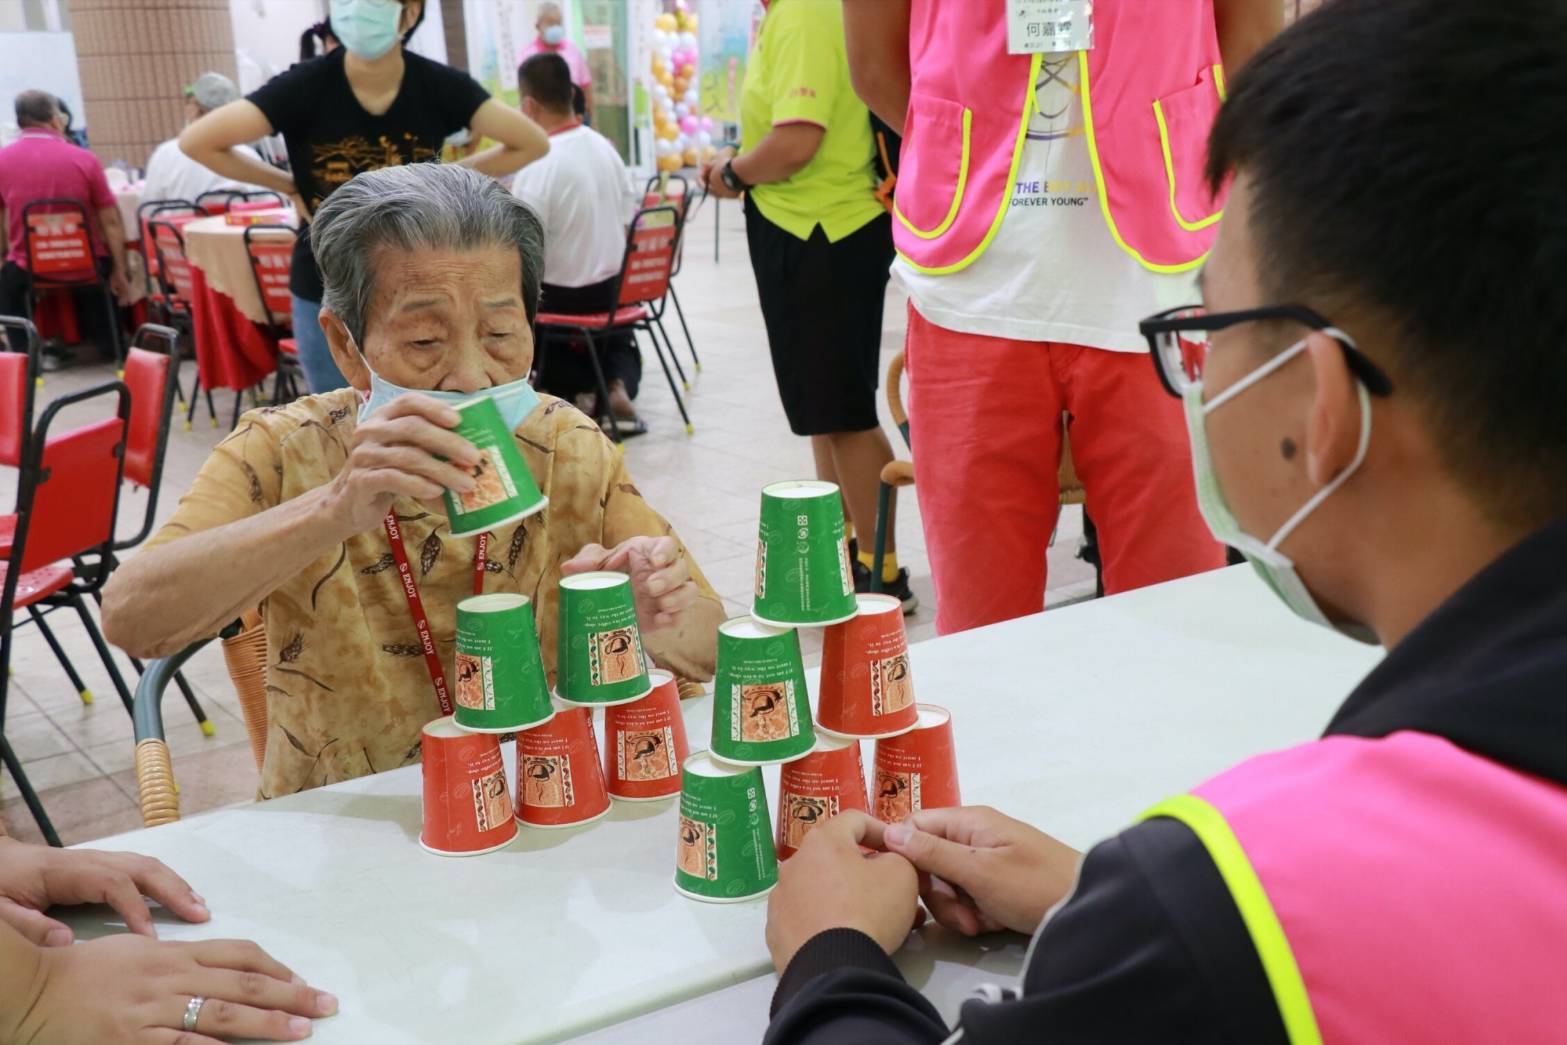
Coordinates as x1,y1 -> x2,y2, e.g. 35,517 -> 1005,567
102,164 -> 724,799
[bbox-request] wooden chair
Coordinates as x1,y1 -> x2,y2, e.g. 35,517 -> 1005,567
869,350 -> 1094,592
132,614 -> 710,827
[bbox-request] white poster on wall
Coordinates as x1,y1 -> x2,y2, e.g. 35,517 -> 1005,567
0,31 -> 85,145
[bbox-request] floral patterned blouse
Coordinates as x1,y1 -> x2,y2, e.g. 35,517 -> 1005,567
146,389 -> 719,798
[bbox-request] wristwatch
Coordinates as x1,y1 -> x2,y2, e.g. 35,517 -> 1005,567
720,158 -> 750,193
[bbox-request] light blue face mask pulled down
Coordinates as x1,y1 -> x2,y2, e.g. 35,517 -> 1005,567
330,0 -> 404,60
1183,332 -> 1381,645
356,356 -> 541,432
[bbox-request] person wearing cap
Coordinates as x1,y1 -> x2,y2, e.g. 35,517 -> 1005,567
518,2 -> 594,123
762,2 -> 1567,1041
102,163 -> 724,801
142,74 -> 270,206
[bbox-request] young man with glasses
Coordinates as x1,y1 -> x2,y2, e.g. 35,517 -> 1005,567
761,2 -> 1567,1040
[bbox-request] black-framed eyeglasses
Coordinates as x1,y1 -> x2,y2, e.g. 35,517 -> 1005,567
1137,304 -> 1394,400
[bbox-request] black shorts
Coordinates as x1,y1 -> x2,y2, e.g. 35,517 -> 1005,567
744,196 -> 894,435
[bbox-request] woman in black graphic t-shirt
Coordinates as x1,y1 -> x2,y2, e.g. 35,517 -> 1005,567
180,0 -> 547,393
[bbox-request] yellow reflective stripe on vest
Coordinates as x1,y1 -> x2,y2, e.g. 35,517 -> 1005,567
1078,51 -> 1208,275
893,108 -> 972,239
1139,794 -> 1323,1045
1153,64 -> 1227,233
895,52 -> 1041,276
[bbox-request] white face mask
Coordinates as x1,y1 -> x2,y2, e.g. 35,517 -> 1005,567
1182,333 -> 1381,645
352,334 -> 541,431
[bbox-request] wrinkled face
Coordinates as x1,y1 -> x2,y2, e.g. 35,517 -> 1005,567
326,244 -> 534,393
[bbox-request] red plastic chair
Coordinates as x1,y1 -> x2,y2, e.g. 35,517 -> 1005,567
21,199 -> 124,371
0,316 -> 41,562
641,174 -> 701,377
137,200 -> 197,326
536,204 -> 691,440
149,217 -> 225,429
1,381 -> 131,845
241,224 -> 303,403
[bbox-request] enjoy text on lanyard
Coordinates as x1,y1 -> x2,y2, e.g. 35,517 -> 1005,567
383,512 -> 488,718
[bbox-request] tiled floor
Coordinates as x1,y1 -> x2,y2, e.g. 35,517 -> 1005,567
0,197 -> 1097,845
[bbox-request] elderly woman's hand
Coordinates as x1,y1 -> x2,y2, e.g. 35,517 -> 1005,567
323,395 -> 484,539
562,537 -> 698,632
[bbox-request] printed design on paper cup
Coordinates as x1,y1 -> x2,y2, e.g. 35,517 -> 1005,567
458,446 -> 517,513
471,768 -> 512,830
678,815 -> 717,880
782,793 -> 839,850
871,653 -> 913,716
732,681 -> 799,743
454,652 -> 492,711
523,755 -> 575,808
875,768 -> 919,823
754,540 -> 767,598
837,536 -> 853,597
590,627 -> 644,686
620,727 -> 677,781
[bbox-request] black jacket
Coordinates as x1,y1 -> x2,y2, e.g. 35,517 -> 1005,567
765,516 -> 1567,1044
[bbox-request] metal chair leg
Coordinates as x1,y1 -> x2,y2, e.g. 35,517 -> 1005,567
576,326 -> 623,444
67,594 -> 134,716
103,285 -> 125,376
639,324 -> 692,434
230,387 -> 244,429
654,315 -> 689,390
0,734 -> 60,846
26,606 -> 93,705
667,284 -> 701,372
871,482 -> 892,595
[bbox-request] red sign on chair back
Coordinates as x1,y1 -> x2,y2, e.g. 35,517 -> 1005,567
20,416 -> 126,573
0,353 -> 27,468
152,222 -> 197,306
25,211 -> 94,279
244,229 -> 296,326
617,207 -> 679,308
121,347 -> 169,488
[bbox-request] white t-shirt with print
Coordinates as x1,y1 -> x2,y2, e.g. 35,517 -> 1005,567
894,53 -> 1188,351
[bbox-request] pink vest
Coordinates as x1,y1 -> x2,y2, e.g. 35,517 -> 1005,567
1147,732 -> 1567,1043
895,0 -> 1226,275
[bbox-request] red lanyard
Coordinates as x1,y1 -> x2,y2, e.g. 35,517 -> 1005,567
383,512 -> 489,718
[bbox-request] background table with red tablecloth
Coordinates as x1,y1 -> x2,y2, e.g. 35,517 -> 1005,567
181,211 -> 296,393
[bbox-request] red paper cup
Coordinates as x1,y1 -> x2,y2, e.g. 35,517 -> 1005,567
817,594 -> 920,739
516,702 -> 612,828
871,704 -> 960,824
775,731 -> 869,859
604,669 -> 690,802
420,716 -> 518,857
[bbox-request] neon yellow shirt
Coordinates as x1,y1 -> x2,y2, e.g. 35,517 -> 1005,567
740,0 -> 883,242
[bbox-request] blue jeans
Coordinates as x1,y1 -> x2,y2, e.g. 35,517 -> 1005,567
290,295 -> 348,393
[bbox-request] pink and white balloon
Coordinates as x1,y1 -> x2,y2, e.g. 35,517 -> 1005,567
650,4 -> 712,170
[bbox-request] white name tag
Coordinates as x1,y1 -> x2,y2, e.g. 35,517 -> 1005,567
1006,0 -> 1094,54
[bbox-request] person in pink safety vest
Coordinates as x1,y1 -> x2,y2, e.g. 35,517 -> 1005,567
842,0 -> 1280,635
761,1 -> 1567,1040
518,2 -> 594,123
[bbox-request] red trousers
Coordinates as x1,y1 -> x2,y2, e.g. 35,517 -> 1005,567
905,304 -> 1225,635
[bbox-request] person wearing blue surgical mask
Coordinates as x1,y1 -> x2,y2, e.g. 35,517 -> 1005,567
520,1 -> 595,123
760,3 -> 1567,1043
103,165 -> 726,802
178,0 -> 550,395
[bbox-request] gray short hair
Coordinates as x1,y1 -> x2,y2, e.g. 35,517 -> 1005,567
311,164 -> 545,345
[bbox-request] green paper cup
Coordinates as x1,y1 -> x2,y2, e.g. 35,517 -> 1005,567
555,571 -> 653,706
452,593 -> 556,733
752,480 -> 858,628
710,616 -> 816,766
674,751 -> 779,903
443,395 -> 548,538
